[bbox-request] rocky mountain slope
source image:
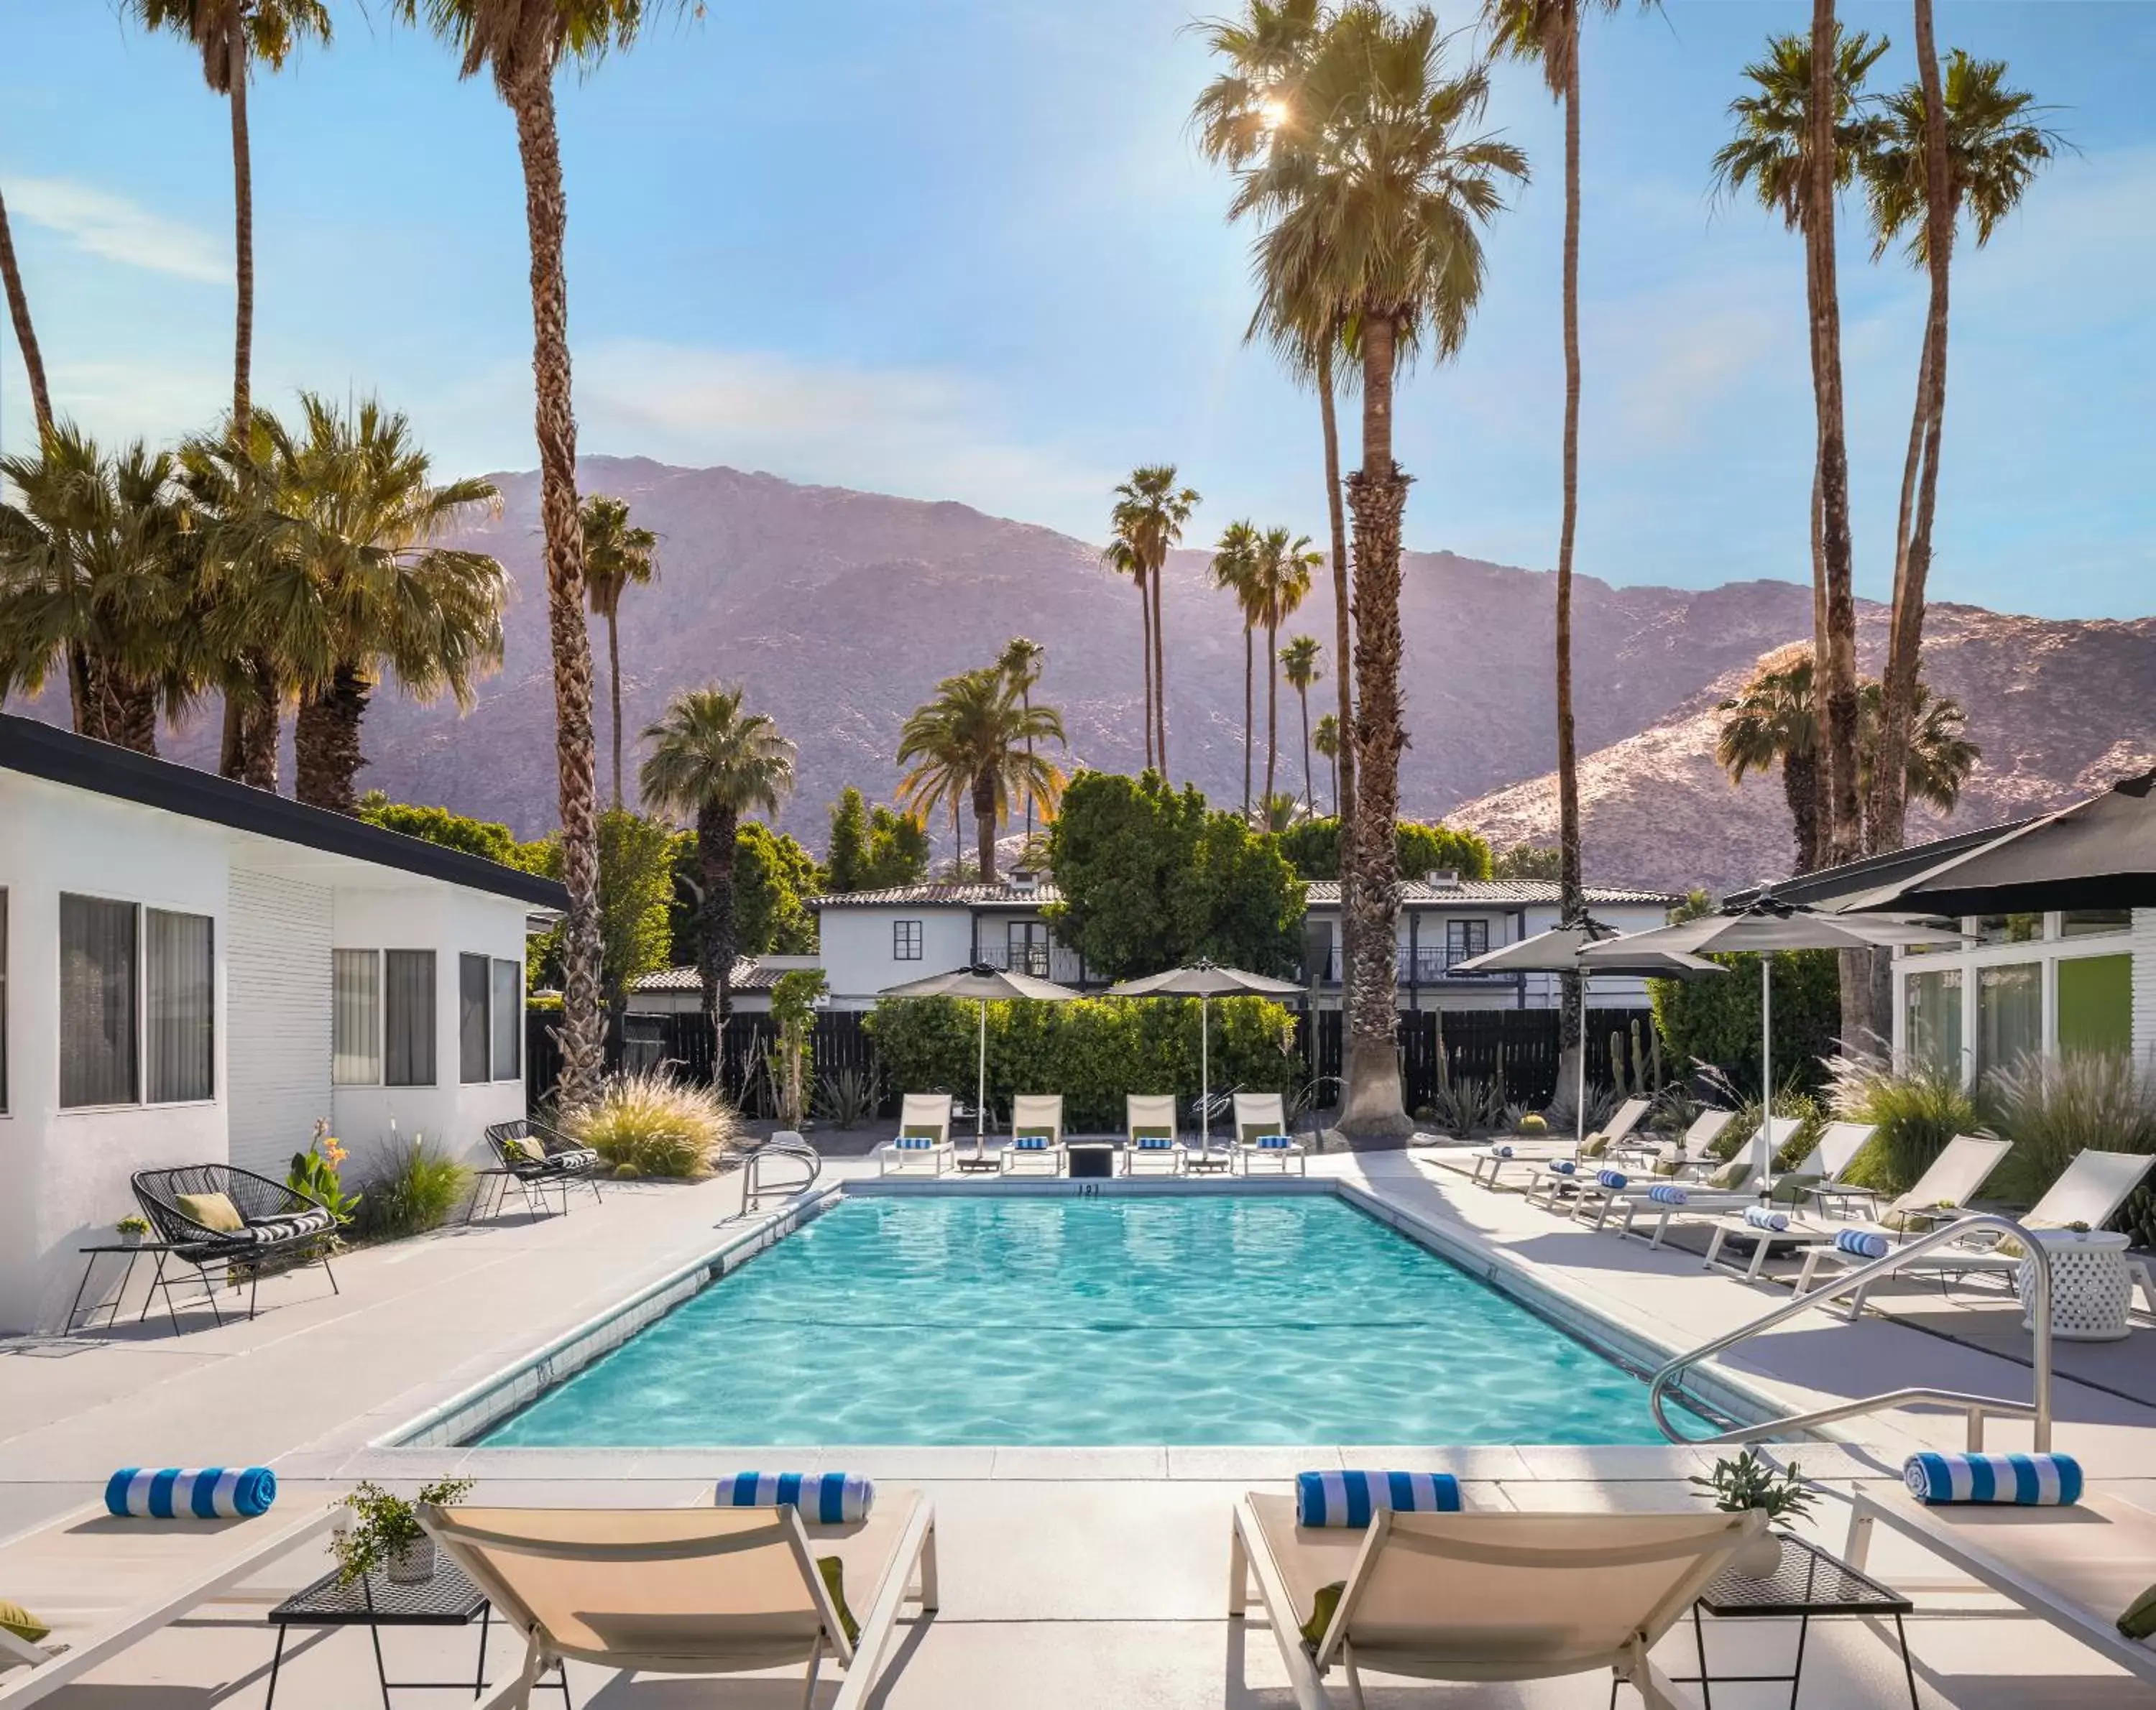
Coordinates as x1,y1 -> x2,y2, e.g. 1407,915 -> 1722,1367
28,456 -> 2155,895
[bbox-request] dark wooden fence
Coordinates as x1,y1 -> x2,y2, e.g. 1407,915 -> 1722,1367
530,1003 -> 1652,1119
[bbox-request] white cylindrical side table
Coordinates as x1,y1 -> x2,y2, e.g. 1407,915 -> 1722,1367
2017,1229 -> 2134,1341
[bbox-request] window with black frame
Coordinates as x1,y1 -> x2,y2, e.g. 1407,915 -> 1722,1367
893,920 -> 923,961
384,950 -> 436,1086
58,895 -> 214,1107
1445,918 -> 1489,971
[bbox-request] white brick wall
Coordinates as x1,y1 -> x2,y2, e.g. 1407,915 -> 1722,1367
226,868 -> 334,1180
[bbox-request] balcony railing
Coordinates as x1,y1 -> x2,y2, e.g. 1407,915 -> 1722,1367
976,944 -> 1092,985
1318,948 -> 1505,984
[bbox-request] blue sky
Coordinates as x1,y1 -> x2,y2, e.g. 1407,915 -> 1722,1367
1,1 -> 2150,617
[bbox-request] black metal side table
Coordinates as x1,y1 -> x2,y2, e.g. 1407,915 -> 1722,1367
67,1241 -> 185,1334
265,1558 -> 571,1710
1672,1531 -> 1919,1709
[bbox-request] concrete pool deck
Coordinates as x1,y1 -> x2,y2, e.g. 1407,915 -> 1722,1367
5,1147 -> 2155,1705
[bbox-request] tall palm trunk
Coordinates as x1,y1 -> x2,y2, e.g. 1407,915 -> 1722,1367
1783,750 -> 1823,874
605,600 -> 625,809
1552,19 -> 1588,1112
1138,576 -> 1155,772
0,184 -> 54,439
507,64 -> 604,1109
972,767 -> 999,883
1317,338 -> 1355,1106
1021,684 -> 1036,846
1340,311 -> 1411,1138
294,662 -> 370,813
221,652 -> 278,788
1242,625 -> 1253,817
226,29 -> 254,432
695,801 -> 740,1068
1151,559 -> 1169,775
1869,0 -> 1954,861
1263,617 -> 1280,808
1327,743 -> 1338,815
1297,682 -> 1314,812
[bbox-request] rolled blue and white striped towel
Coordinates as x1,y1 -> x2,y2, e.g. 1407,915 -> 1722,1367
1904,1452 -> 2082,1507
1595,1169 -> 1628,1191
105,1467 -> 277,1519
1013,1135 -> 1051,1152
1836,1228 -> 1891,1260
1255,1134 -> 1296,1151
893,1135 -> 939,1151
1646,1184 -> 1688,1206
1491,1145 -> 1514,1158
1547,1160 -> 1577,1176
1743,1206 -> 1790,1232
1295,1470 -> 1462,1528
717,1473 -> 874,1524
1135,1135 -> 1177,1151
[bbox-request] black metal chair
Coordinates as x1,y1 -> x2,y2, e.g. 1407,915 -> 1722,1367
129,1163 -> 340,1330
474,1118 -> 604,1222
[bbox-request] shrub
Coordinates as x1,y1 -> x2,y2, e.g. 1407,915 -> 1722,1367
353,1137 -> 471,1240
566,1069 -> 738,1178
1988,1050 -> 2156,1233
1825,1056 -> 1991,1196
1651,951 -> 1840,1099
815,1063 -> 883,1128
865,994 -> 1301,1134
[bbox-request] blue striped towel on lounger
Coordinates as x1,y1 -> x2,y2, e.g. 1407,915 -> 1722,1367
1135,1136 -> 1177,1150
1013,1135 -> 1051,1152
1296,1471 -> 1462,1528
1743,1206 -> 1790,1231
1256,1134 -> 1295,1150
717,1473 -> 874,1524
1595,1169 -> 1628,1190
1547,1160 -> 1577,1176
1646,1184 -> 1687,1206
1836,1228 -> 1890,1260
106,1467 -> 277,1519
1904,1452 -> 2081,1507
893,1135 -> 939,1151
1491,1144 -> 1514,1157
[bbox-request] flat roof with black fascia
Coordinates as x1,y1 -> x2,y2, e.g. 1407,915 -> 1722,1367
1724,815 -> 2035,912
0,712 -> 571,912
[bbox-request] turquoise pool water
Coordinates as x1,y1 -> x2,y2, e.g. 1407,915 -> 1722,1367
482,1194 -> 1706,1446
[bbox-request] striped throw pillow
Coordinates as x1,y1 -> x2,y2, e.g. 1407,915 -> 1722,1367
717,1472 -> 874,1524
1904,1451 -> 2082,1507
1296,1470 -> 1462,1528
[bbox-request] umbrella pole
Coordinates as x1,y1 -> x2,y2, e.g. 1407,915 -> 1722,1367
1758,956 -> 1773,1188
1200,994 -> 1211,1149
976,999 -> 988,1160
1576,982 -> 1589,1159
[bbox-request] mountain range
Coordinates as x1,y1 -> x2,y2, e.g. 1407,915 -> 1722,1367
29,456 -> 2156,896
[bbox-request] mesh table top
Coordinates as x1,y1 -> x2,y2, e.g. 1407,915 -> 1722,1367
270,1558 -> 487,1627
1699,1533 -> 1913,1618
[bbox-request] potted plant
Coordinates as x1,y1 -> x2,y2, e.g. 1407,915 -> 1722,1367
115,1214 -> 152,1248
1690,1449 -> 1815,1579
333,1479 -> 474,1586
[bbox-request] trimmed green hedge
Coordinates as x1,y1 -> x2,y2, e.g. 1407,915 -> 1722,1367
865,995 -> 1303,1133
1651,950 -> 1840,1098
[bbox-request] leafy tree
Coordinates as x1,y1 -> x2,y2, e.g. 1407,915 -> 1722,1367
1491,841 -> 1563,881
825,786 -> 931,893
1276,817 -> 1493,882
897,664 -> 1066,882
356,792 -> 549,870
1044,770 -> 1304,979
527,808 -> 674,1027
734,822 -> 821,956
580,493 -> 658,810
1651,950 -> 1841,1099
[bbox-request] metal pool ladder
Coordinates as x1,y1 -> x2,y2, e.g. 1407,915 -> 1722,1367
743,1130 -> 823,1209
1648,1212 -> 2055,1453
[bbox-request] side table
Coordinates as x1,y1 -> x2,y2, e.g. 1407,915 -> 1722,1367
266,1558 -> 571,1709
1678,1530 -> 1918,1709
68,1242 -> 185,1335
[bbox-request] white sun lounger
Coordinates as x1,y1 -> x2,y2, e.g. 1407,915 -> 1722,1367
1474,1096 -> 1655,1191
1229,1092 -> 1305,1173
1608,1119 -> 1866,1248
422,1497 -> 938,1710
1574,1118 -> 1803,1234
1846,1482 -> 2156,1687
0,1493 -> 338,1706
1611,1108 -> 1736,1170
1792,1134 -> 2016,1311
1124,1094 -> 1185,1174
1000,1093 -> 1067,1175
875,1094 -> 955,1176
1230,1492 -> 1760,1709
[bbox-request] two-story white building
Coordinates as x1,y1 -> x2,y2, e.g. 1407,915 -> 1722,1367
808,870 -> 1680,1011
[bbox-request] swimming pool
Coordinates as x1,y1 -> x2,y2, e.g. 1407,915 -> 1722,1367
480,1194 -> 1710,1447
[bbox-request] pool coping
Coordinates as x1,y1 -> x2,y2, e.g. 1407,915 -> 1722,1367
364,1173 -> 1798,1471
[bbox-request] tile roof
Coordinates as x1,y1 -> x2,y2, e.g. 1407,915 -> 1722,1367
1301,878 -> 1680,907
632,956 -> 783,993
809,881 -> 1063,909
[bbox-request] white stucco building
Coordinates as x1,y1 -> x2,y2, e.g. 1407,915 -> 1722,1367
0,714 -> 565,1333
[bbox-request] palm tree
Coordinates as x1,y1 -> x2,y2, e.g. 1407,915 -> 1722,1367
394,0 -> 683,1109
998,635 -> 1048,848
0,184 -> 54,441
1862,44 -> 2057,858
1108,466 -> 1199,777
1280,634 -> 1323,811
1235,2 -> 1526,1134
1101,532 -> 1153,771
1856,675 -> 1978,821
1313,710 -> 1340,813
232,395 -> 507,814
639,684 -> 795,1055
1209,520 -> 1263,813
580,494 -> 658,810
123,1 -> 331,433
1715,644 -> 1825,874
1249,526 -> 1318,808
0,425 -> 193,752
896,665 -> 1067,884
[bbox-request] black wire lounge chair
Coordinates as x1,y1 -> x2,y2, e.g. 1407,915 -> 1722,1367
474,1117 -> 604,1221
129,1163 -> 340,1331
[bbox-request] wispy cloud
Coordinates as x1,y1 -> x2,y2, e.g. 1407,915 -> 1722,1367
8,177 -> 226,284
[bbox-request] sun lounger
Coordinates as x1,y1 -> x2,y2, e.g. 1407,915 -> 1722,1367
1233,1091 -> 1289,1145
1124,1094 -> 1184,1174
1700,1207 -> 1838,1280
1846,1480 -> 2156,1686
875,1094 -> 956,1176
1230,1492 -> 1759,1709
421,1496 -> 938,1710
1792,1134 -> 2015,1312
0,1493 -> 337,1706
1000,1094 -> 1067,1175
1603,1118 -> 1861,1247
1612,1108 -> 1736,1171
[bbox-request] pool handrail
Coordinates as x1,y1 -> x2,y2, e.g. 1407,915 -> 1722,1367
744,1130 -> 822,1208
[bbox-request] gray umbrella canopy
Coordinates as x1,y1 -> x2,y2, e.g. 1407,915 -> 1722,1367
878,962 -> 1082,1145
1107,961 -> 1304,1144
1844,769 -> 2156,917
1452,918 -> 1726,1150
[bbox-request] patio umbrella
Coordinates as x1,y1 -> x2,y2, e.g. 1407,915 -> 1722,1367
1105,960 -> 1304,1145
1450,917 -> 1727,1153
1843,767 -> 2156,916
877,963 -> 1082,1154
1578,902 -> 1963,1180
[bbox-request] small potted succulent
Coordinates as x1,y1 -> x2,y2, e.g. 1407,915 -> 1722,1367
333,1478 -> 474,1586
115,1214 -> 152,1247
1691,1449 -> 1815,1579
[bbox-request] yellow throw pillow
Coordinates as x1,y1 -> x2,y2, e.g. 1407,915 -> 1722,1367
900,1125 -> 942,1141
0,1599 -> 51,1644
1240,1122 -> 1273,1145
175,1191 -> 242,1234
814,1557 -> 860,1646
1708,1158 -> 1750,1191
1583,1135 -> 1609,1160
505,1136 -> 546,1165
